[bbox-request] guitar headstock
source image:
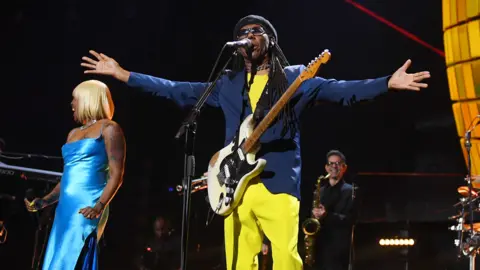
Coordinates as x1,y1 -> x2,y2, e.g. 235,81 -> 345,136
299,49 -> 331,81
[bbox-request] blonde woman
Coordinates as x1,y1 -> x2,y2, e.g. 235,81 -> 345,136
24,80 -> 126,269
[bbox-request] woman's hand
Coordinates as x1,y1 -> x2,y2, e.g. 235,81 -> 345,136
24,198 -> 46,212
79,202 -> 105,220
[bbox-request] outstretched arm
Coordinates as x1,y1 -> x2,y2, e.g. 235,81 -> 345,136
304,59 -> 430,106
127,72 -> 220,108
79,121 -> 126,219
306,75 -> 391,106
81,50 -> 220,108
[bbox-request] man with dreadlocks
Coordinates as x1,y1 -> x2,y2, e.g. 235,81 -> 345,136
81,14 -> 430,270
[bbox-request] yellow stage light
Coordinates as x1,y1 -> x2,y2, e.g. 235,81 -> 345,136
443,0 -> 480,175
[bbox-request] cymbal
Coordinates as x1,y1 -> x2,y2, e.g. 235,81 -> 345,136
464,223 -> 480,232
458,186 -> 478,197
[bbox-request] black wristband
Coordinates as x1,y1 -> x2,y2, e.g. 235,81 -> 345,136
97,201 -> 106,209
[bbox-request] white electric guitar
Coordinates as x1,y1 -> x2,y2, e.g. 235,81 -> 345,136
206,50 -> 331,216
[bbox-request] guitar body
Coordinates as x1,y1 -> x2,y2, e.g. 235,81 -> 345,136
206,114 -> 266,216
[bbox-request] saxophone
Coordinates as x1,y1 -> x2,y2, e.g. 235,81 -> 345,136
302,173 -> 330,267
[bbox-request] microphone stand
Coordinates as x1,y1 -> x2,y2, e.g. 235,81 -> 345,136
174,45 -> 235,270
348,180 -> 357,270
27,187 -> 51,270
465,127 -> 477,270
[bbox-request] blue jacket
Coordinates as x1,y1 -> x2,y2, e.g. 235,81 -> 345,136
127,65 -> 389,200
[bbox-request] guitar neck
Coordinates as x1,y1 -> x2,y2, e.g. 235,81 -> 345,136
242,76 -> 304,153
241,50 -> 331,153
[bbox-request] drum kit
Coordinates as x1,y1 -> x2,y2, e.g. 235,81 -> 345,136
450,178 -> 480,270
449,120 -> 480,269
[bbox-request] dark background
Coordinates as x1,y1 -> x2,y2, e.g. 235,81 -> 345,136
0,0 -> 472,269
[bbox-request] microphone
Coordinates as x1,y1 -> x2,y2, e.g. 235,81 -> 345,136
25,189 -> 37,204
226,39 -> 252,48
25,189 -> 40,226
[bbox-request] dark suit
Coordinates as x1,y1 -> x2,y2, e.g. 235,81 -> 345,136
314,179 -> 354,270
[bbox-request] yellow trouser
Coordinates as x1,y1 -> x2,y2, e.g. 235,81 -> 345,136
224,178 -> 303,270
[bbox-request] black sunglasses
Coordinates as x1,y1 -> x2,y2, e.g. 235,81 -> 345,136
237,26 -> 266,39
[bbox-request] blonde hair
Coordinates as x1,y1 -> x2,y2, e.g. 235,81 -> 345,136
73,80 -> 114,124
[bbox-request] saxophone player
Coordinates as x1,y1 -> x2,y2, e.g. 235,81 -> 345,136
310,150 -> 355,270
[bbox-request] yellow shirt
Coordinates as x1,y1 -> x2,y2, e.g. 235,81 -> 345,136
247,73 -> 269,112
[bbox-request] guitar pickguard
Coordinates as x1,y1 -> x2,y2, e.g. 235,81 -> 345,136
216,138 -> 256,206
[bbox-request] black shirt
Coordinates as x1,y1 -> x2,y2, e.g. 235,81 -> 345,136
314,179 -> 355,270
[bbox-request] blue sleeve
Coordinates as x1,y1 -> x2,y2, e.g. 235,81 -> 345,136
127,72 -> 221,108
304,73 -> 390,106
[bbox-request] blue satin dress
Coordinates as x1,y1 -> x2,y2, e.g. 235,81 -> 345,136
42,129 -> 109,270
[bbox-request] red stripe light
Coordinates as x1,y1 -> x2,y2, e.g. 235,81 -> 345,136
345,0 -> 445,58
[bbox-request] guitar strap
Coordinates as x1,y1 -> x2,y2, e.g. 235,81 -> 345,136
234,81 -> 248,150
234,72 -> 271,149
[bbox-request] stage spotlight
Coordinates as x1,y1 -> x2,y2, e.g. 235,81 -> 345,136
379,238 -> 415,246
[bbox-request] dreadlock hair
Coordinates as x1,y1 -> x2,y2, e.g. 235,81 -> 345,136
231,40 -> 297,138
